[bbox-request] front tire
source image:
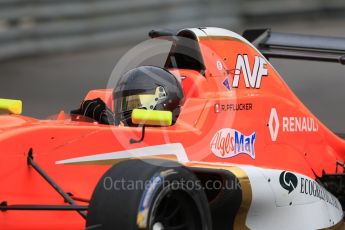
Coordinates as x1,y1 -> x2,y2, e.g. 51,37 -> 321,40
86,159 -> 212,230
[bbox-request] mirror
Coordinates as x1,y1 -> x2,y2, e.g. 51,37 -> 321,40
0,98 -> 22,115
131,109 -> 172,126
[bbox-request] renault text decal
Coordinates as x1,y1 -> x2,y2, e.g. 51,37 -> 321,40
268,108 -> 319,141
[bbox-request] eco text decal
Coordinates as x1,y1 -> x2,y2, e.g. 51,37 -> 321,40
278,171 -> 341,210
210,128 -> 256,159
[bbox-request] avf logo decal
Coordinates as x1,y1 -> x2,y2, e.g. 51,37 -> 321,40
210,128 -> 256,159
268,108 -> 319,141
279,171 -> 298,194
232,54 -> 268,89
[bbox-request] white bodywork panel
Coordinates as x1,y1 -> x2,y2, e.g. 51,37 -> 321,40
238,166 -> 343,230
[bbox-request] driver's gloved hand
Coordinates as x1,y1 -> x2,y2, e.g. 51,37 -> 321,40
71,98 -> 115,125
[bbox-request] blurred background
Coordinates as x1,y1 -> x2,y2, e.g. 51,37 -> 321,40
0,0 -> 345,132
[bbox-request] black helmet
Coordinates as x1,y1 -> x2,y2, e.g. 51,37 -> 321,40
113,66 -> 184,126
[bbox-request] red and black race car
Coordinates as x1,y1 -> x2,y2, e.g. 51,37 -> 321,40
0,27 -> 344,229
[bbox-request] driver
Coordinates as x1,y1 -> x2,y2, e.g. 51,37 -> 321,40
71,66 -> 184,126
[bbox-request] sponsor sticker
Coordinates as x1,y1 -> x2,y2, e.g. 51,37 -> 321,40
268,108 -> 319,141
278,171 -> 341,210
299,177 -> 340,209
210,128 -> 256,159
216,60 -> 223,70
215,103 -> 253,113
279,171 -> 298,194
222,77 -> 231,91
232,54 -> 268,89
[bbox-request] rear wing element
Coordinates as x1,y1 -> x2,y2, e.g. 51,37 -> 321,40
243,29 -> 345,65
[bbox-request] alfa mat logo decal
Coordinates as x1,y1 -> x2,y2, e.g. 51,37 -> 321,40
210,128 -> 256,159
279,171 -> 298,194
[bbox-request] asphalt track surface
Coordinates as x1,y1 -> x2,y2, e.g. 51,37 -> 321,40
0,18 -> 345,133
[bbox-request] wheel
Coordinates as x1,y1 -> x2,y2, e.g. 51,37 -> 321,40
86,159 -> 212,230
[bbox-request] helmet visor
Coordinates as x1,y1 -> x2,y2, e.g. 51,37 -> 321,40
116,86 -> 167,114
